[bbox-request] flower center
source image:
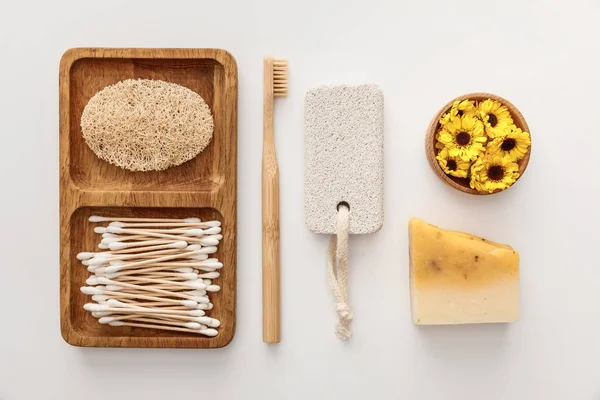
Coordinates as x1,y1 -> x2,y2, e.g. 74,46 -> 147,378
488,165 -> 505,181
447,160 -> 457,171
501,138 -> 516,151
488,113 -> 498,127
456,132 -> 471,146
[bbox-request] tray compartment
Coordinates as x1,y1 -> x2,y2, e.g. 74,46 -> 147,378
64,206 -> 234,348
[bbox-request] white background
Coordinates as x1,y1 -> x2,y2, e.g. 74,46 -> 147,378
1,0 -> 599,399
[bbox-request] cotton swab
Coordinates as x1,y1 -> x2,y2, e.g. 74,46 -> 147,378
88,246 -> 189,265
107,320 -> 218,336
100,315 -> 206,330
84,303 -> 204,316
106,226 -> 206,241
94,276 -> 206,299
89,216 -> 201,223
108,221 -> 221,228
81,288 -> 200,307
92,241 -> 189,256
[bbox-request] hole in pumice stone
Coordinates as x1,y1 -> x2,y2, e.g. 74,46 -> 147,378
337,201 -> 350,211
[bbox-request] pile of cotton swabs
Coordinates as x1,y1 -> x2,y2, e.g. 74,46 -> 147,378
78,216 -> 223,337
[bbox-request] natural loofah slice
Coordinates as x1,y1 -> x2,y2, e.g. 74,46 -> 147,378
81,79 -> 214,172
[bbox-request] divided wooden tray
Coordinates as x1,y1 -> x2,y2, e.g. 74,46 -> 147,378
59,48 -> 237,348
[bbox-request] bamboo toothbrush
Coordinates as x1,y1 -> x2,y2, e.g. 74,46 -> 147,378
262,56 -> 288,343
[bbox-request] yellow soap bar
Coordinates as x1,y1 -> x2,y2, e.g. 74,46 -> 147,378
409,218 -> 519,325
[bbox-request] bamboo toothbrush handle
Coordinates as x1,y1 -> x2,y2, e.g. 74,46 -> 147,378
262,148 -> 280,343
262,60 -> 281,343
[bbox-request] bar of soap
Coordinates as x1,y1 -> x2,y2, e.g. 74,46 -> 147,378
409,218 -> 519,325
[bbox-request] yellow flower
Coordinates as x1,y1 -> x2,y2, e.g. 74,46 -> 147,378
436,148 -> 471,178
487,125 -> 531,162
477,99 -> 513,138
438,114 -> 486,161
470,154 -> 520,193
434,130 -> 445,150
439,100 -> 477,125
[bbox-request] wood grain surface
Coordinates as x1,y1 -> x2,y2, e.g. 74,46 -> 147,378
59,48 -> 237,348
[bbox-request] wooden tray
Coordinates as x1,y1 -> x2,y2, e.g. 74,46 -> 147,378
59,48 -> 237,348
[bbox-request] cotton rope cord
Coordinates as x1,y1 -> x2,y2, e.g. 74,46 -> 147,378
327,203 -> 352,340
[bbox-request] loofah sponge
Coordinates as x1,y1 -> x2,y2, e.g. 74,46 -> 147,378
81,79 -> 214,172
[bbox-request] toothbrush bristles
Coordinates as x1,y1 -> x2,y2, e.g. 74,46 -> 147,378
273,58 -> 288,97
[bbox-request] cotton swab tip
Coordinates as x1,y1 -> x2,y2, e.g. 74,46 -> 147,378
187,229 -> 205,236
98,316 -> 115,324
91,294 -> 109,302
94,226 -> 108,234
81,286 -> 102,295
84,303 -> 106,312
77,252 -> 94,260
189,310 -> 205,316
199,238 -> 219,246
185,322 -> 202,330
184,217 -> 201,223
96,277 -> 110,285
108,221 -> 125,227
105,266 -> 120,273
94,267 -> 107,274
184,280 -> 207,290
181,300 -> 198,308
175,267 -> 194,273
169,241 -> 188,249
200,328 -> 218,337
107,299 -> 127,308
181,273 -> 199,280
89,257 -> 109,266
204,227 -> 221,235
108,243 -> 126,251
206,285 -> 221,292
86,276 -> 98,285
186,244 -> 202,251
107,226 -> 124,234
88,215 -> 106,222
108,321 -> 126,327
197,317 -> 220,328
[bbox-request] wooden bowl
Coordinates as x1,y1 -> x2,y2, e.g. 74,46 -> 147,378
425,92 -> 531,195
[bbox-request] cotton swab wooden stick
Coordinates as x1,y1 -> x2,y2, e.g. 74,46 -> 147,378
89,216 -> 201,223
